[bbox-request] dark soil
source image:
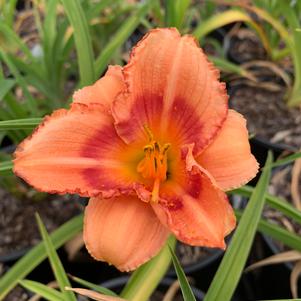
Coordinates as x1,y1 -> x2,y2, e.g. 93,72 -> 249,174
227,28 -> 301,149
227,28 -> 267,64
1,286 -> 30,301
230,86 -> 301,149
0,188 -> 83,259
175,242 -> 218,266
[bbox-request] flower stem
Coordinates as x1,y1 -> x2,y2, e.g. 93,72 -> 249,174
120,235 -> 176,301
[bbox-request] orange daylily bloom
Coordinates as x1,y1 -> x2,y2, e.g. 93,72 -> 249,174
13,28 -> 259,271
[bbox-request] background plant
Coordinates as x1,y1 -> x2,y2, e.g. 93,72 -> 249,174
225,0 -> 301,107
1,1 -> 301,300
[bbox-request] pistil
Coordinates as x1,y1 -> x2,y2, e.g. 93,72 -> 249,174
137,129 -> 170,203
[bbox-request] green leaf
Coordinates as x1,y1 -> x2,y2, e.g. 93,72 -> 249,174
8,55 -> 58,103
151,0 -> 164,26
86,0 -> 113,20
193,9 -> 271,56
236,4 -> 292,49
208,56 -> 255,79
0,160 -> 13,175
0,49 -> 37,115
235,210 -> 301,253
36,213 -> 76,301
267,151 -> 301,168
0,22 -> 34,60
231,185 -> 301,225
121,235 -> 176,301
174,0 -> 191,30
2,93 -> 28,119
1,0 -> 18,27
165,0 -> 191,29
19,279 -> 64,301
0,78 -> 15,100
169,245 -> 196,301
68,274 -> 118,297
60,0 -> 95,86
0,214 -> 83,300
165,0 -> 177,27
42,0 -> 62,104
0,118 -> 42,130
204,152 -> 273,301
43,0 -> 58,48
95,1 -> 150,76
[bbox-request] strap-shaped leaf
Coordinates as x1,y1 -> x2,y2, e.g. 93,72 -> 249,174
0,118 -> 42,130
19,279 -> 64,301
193,9 -> 270,55
0,49 -> 37,115
0,78 -> 15,100
0,160 -> 13,174
268,151 -> 301,168
68,274 -> 118,297
60,0 -> 95,86
169,245 -> 196,301
36,213 -> 76,301
204,152 -> 273,301
94,1 -> 151,75
231,185 -> 301,225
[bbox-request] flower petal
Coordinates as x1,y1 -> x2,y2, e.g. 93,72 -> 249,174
14,103 -> 138,197
73,65 -> 125,109
83,195 -> 169,271
113,28 -> 227,155
197,110 -> 259,191
149,146 -> 236,248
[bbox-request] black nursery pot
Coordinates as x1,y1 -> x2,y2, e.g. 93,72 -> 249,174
250,137 -> 295,168
0,247 -> 30,264
247,137 -> 293,186
166,245 -> 223,278
100,276 -> 205,300
262,235 -> 293,270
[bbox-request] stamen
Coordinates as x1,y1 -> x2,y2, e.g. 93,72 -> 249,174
137,126 -> 171,203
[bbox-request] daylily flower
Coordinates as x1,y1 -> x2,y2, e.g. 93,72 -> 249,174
13,28 -> 258,271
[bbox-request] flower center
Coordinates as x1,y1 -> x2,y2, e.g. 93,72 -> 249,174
137,126 -> 170,203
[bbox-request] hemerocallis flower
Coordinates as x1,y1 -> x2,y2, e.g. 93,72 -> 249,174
13,28 -> 258,271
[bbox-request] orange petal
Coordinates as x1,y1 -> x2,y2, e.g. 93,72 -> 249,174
197,110 -> 259,191
84,195 -> 169,271
113,28 -> 228,155
151,163 -> 236,248
13,103 -> 136,197
73,65 -> 125,109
